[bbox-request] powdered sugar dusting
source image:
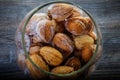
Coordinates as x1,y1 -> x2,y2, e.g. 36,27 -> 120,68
36,19 -> 47,41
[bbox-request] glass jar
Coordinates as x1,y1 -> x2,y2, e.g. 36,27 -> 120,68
15,1 -> 102,80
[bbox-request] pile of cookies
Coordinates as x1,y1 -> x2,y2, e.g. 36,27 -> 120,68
16,3 -> 97,79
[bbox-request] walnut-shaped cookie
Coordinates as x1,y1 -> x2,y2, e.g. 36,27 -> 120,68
48,3 -> 73,22
36,19 -> 56,43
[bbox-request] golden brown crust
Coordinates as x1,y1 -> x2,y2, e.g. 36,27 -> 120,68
29,46 -> 40,54
53,33 -> 74,53
40,46 -> 63,66
51,66 -> 74,74
48,3 -> 73,22
74,35 -> 94,50
81,44 -> 93,63
85,17 -> 94,33
36,19 -> 56,43
26,54 -> 49,78
70,6 -> 82,18
65,17 -> 88,35
88,31 -> 97,40
65,57 -> 81,70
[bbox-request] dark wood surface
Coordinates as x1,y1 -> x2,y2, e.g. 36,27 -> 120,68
0,0 -> 120,80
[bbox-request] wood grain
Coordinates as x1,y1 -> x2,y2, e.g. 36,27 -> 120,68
0,0 -> 120,79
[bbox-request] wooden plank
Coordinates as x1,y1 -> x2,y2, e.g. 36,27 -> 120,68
0,0 -> 120,79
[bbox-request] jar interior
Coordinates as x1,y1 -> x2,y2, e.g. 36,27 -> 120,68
21,1 -> 102,77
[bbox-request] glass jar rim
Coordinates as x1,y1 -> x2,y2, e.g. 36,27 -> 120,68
21,1 -> 101,77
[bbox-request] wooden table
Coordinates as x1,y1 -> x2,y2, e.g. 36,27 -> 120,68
0,0 -> 120,80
